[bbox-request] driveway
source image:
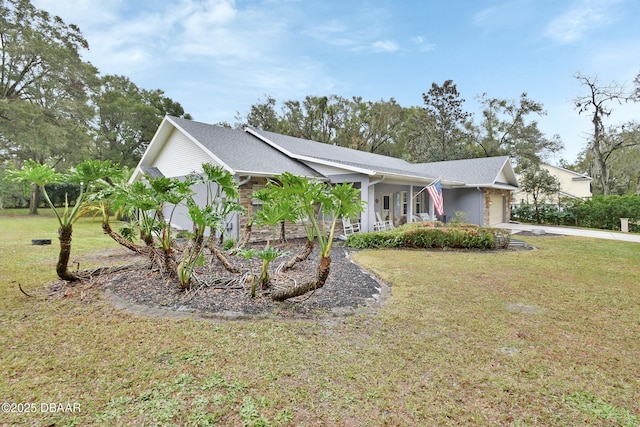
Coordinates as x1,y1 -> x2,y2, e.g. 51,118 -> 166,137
495,222 -> 640,243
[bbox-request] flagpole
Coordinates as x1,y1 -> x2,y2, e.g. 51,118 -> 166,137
412,177 -> 441,199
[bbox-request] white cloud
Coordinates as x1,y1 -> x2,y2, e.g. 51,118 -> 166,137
544,0 -> 623,44
370,40 -> 399,53
32,0 -> 122,29
411,36 -> 436,53
472,0 -> 532,29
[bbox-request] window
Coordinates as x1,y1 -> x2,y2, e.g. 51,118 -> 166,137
400,191 -> 407,215
414,191 -> 426,214
252,184 -> 264,212
383,195 -> 390,210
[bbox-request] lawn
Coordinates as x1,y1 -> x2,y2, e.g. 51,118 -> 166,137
1,210 -> 639,426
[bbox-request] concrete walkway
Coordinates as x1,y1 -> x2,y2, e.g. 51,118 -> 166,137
495,222 -> 640,243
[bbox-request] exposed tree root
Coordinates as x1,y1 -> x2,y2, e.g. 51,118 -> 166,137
272,256 -> 331,301
74,263 -> 144,280
208,241 -> 241,273
18,282 -> 34,297
102,223 -> 147,254
282,238 -> 314,271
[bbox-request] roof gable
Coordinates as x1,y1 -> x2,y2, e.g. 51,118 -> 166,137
143,117 -> 322,178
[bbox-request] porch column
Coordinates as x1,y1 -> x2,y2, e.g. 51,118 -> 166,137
408,185 -> 414,222
361,177 -> 371,232
429,195 -> 435,220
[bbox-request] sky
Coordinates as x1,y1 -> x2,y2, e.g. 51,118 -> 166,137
32,0 -> 640,164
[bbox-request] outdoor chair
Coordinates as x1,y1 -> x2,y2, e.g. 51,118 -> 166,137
374,212 -> 394,231
341,217 -> 361,239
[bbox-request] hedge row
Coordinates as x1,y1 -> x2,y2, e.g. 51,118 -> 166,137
511,195 -> 640,232
345,221 -> 511,250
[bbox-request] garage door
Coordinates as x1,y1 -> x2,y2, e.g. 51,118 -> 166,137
489,194 -> 504,225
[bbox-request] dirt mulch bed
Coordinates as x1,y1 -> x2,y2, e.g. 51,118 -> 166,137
83,240 -> 387,320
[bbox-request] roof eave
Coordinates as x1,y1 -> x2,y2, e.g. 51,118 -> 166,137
234,170 -> 327,180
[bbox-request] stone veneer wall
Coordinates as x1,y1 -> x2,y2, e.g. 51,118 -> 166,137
238,177 -> 327,242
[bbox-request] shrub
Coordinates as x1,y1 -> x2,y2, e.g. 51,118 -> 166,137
346,222 -> 509,250
512,195 -> 640,231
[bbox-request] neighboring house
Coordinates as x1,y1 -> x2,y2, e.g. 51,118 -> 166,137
131,116 -> 519,239
514,164 -> 592,206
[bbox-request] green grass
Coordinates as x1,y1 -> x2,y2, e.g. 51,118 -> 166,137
1,209 -> 639,426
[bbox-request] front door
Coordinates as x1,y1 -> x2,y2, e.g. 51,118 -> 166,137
381,193 -> 393,222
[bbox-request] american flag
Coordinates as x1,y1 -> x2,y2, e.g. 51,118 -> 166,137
426,179 -> 444,216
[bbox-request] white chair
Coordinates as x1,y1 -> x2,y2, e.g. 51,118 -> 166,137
341,217 -> 361,238
375,212 -> 394,231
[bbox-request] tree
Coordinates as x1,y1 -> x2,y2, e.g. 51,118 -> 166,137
8,159 -> 120,280
0,0 -> 99,213
574,73 -> 631,195
92,74 -> 191,168
280,95 -> 346,143
242,95 -> 281,132
518,166 -> 561,224
588,121 -> 640,194
335,97 -> 404,155
474,93 -> 563,168
407,80 -> 475,162
180,164 -> 243,288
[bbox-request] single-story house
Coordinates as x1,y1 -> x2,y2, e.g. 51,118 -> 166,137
514,163 -> 592,206
132,116 -> 519,239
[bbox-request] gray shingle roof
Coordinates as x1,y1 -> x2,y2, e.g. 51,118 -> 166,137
251,129 -> 516,186
251,128 -> 437,180
168,117 -> 516,187
409,156 -> 515,186
169,117 -> 321,177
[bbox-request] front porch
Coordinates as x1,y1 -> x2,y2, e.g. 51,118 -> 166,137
327,175 -> 441,233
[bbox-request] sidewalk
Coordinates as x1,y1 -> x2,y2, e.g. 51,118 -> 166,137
495,222 -> 640,243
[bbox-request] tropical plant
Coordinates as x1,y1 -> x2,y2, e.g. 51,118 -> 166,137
255,172 -> 325,271
271,181 -> 364,301
238,248 -> 257,297
256,245 -> 283,290
190,164 -> 244,278
252,187 -> 297,242
188,163 -> 243,241
8,159 -> 118,280
109,175 -> 194,277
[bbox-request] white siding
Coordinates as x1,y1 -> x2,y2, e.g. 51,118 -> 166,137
154,129 -> 214,177
543,165 -> 591,199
